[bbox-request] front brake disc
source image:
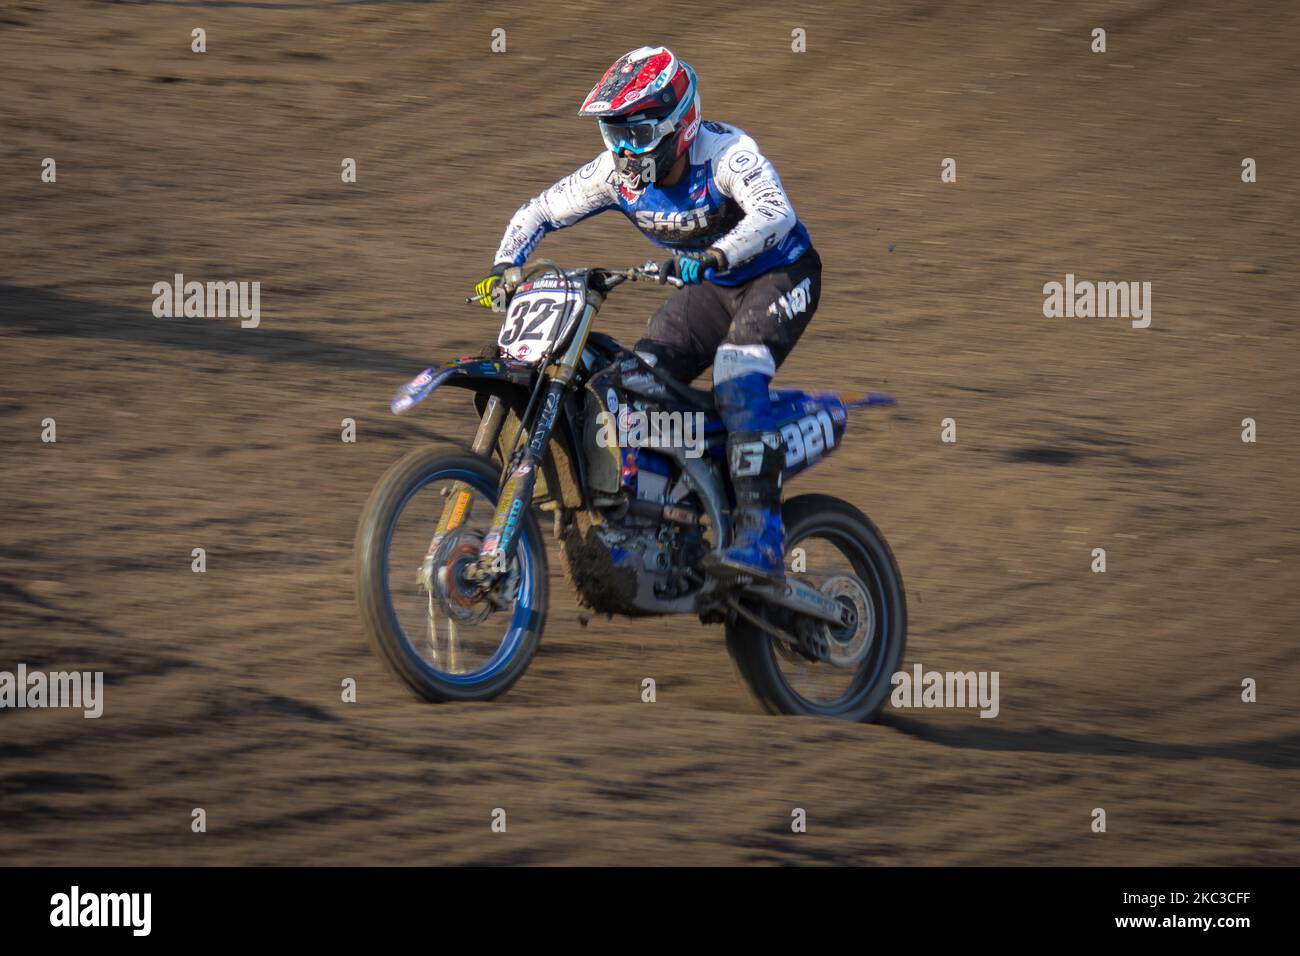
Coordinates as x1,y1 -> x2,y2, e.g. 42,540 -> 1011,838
421,528 -> 512,625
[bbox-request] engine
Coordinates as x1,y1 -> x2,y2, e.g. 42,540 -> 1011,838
559,372 -> 711,615
561,512 -> 707,617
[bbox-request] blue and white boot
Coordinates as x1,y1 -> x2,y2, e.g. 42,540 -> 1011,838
708,368 -> 786,582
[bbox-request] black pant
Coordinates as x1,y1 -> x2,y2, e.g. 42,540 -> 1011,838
634,246 -> 822,384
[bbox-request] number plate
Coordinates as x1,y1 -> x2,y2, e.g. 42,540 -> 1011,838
497,278 -> 584,363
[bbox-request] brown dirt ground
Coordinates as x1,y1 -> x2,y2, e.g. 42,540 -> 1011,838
1,0 -> 1298,865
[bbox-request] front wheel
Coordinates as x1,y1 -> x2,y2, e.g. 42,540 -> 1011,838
355,450 -> 548,702
725,494 -> 906,721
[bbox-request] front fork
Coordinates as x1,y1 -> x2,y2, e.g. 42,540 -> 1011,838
420,393 -> 508,591
471,378 -> 567,584
455,290 -> 598,591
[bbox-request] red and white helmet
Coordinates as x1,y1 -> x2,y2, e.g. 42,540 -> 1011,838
578,46 -> 700,190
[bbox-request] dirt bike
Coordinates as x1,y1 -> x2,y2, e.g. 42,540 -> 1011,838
355,260 -> 906,720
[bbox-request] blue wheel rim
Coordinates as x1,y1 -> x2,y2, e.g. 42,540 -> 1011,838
381,466 -> 535,685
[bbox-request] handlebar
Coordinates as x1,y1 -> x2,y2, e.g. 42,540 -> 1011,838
595,261 -> 715,288
602,261 -> 683,289
465,259 -> 714,306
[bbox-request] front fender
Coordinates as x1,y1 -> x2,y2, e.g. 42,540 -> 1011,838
389,355 -> 589,513
391,356 -> 535,415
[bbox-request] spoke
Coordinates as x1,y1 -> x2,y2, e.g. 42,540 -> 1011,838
791,565 -> 856,587
391,480 -> 522,679
427,589 -> 441,666
773,536 -> 874,706
447,617 -> 461,673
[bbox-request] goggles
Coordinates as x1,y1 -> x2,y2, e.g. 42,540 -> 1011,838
598,116 -> 672,154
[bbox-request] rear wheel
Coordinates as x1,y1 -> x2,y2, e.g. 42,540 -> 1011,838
356,450 -> 548,702
725,494 -> 906,721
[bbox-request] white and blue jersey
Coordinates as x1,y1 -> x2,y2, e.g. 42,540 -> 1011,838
493,121 -> 811,287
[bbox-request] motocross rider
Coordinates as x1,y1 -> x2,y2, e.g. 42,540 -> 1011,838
476,46 -> 820,582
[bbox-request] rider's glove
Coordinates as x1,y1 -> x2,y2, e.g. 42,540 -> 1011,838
473,262 -> 512,309
659,249 -> 725,286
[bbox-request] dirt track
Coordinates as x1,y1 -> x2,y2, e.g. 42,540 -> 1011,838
1,0 -> 1298,865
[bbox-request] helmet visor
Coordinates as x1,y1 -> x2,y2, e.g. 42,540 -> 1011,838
598,116 -> 668,154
